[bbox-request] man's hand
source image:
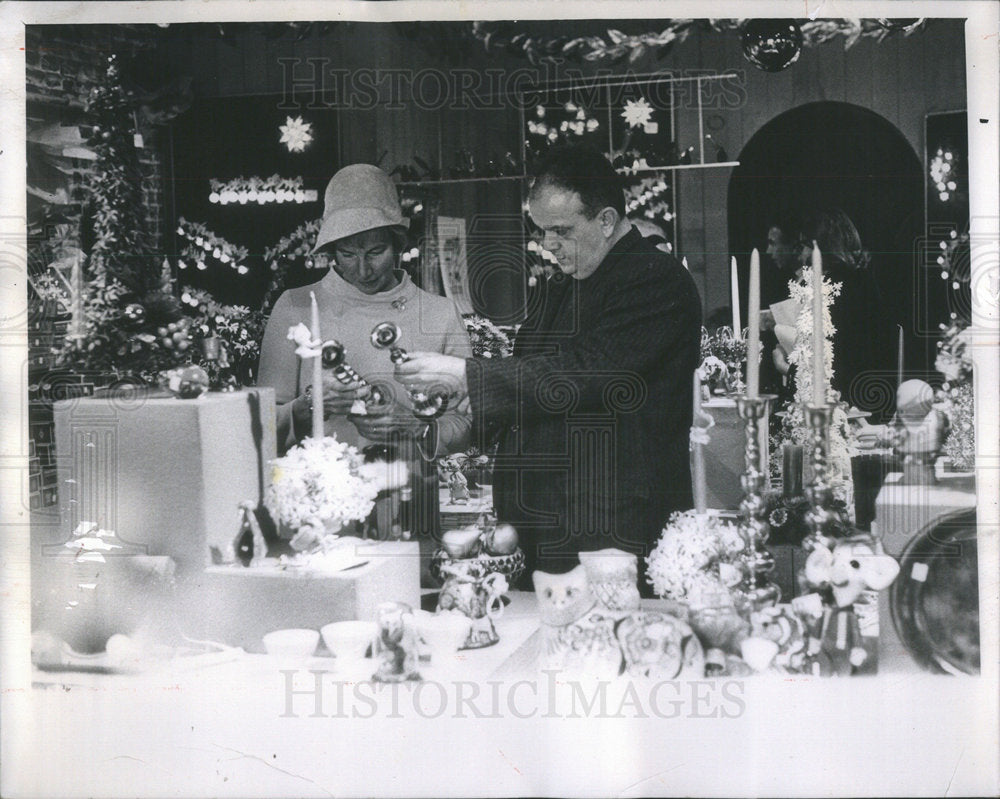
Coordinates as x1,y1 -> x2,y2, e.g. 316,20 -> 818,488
393,352 -> 469,403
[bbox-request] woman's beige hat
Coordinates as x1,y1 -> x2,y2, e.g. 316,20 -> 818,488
312,164 -> 408,252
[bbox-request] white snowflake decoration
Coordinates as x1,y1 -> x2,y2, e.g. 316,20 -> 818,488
621,98 -> 654,129
279,116 -> 314,153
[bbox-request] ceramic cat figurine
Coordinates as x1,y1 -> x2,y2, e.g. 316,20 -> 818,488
534,565 -> 596,627
534,567 -> 705,679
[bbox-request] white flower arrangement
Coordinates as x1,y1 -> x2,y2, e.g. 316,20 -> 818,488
265,435 -> 405,552
646,511 -> 745,603
940,381 -> 975,471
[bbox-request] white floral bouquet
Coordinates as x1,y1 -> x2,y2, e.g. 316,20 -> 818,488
265,435 -> 403,552
934,321 -> 975,472
935,321 -> 974,386
940,381 -> 975,471
646,511 -> 746,604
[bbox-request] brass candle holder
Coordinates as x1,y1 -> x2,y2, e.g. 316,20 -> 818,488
734,394 -> 781,615
801,401 -> 849,551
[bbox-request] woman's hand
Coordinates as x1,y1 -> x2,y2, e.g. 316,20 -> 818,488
291,375 -> 371,432
772,346 -> 791,375
349,411 -> 428,442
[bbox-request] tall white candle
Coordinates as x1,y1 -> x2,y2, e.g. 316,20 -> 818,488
731,256 -> 742,335
811,243 -> 825,406
310,291 -> 324,439
692,370 -> 707,515
747,248 -> 761,398
897,325 -> 904,388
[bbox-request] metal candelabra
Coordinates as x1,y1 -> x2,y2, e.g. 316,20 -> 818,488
801,402 -> 849,552
734,394 -> 781,615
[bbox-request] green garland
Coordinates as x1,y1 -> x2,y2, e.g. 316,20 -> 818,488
472,18 -> 927,65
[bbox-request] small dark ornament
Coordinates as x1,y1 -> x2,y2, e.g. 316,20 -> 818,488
741,19 -> 804,73
121,303 -> 146,326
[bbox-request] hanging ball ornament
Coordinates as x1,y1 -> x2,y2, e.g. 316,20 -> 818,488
121,303 -> 146,326
741,19 -> 804,73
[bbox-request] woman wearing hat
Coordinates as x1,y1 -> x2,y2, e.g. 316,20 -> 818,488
258,163 -> 473,467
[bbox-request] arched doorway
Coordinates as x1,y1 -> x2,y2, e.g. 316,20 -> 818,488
728,102 -> 924,411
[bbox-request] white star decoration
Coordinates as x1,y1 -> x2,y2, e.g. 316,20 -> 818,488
621,98 -> 654,129
279,116 -> 314,153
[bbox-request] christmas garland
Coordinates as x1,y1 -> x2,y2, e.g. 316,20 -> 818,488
782,269 -> 857,505
260,218 -> 324,315
935,320 -> 975,471
176,217 -> 250,274
472,18 -> 927,65
209,175 -> 319,206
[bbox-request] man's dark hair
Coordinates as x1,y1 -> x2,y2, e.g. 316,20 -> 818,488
529,144 -> 625,219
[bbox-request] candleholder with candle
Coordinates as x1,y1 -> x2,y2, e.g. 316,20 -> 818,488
732,394 -> 781,616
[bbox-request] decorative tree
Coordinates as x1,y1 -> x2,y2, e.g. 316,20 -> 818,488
54,54 -> 186,380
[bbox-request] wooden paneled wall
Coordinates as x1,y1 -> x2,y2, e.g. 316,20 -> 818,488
163,20 -> 968,318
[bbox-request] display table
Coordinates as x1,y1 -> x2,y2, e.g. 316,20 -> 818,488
14,589 -> 995,798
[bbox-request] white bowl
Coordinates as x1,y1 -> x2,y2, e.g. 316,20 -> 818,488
414,609 -> 471,656
262,628 -> 319,659
321,621 -> 377,660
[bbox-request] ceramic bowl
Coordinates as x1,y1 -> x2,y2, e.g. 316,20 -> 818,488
321,621 -> 377,660
262,628 -> 319,659
414,609 -> 472,655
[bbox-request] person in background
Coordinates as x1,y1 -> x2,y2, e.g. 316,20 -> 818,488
761,216 -> 802,398
392,145 -> 702,593
257,164 -> 473,535
795,208 -> 897,421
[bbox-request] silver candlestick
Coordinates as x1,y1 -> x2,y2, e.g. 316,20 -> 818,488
801,401 -> 849,552
734,394 -> 780,615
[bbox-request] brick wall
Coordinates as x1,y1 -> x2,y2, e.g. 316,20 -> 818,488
27,24 -> 167,508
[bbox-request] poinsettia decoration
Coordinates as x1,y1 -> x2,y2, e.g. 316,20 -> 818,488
621,97 -> 654,129
279,115 -> 314,153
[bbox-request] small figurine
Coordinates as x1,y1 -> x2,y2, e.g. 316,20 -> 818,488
533,565 -> 704,679
798,535 -> 900,676
372,601 -> 422,682
891,379 -> 950,485
447,468 -> 470,505
740,604 -> 808,672
233,501 -> 268,567
436,559 -> 507,648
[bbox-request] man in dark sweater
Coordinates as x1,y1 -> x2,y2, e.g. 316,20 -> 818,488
396,145 -> 702,592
